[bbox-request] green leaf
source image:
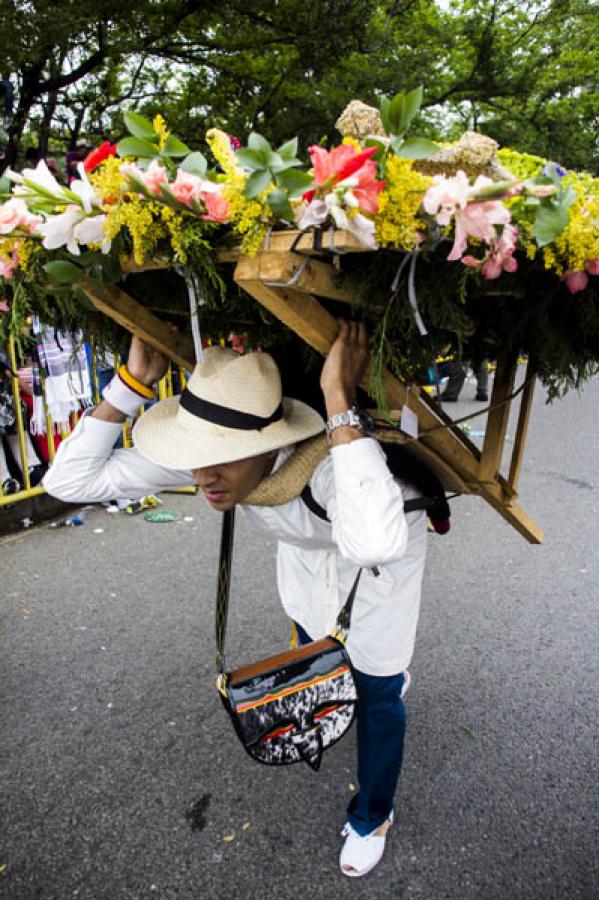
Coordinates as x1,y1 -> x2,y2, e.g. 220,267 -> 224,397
389,92 -> 406,135
116,136 -> 159,159
248,132 -> 272,155
267,188 -> 294,222
364,137 -> 388,161
379,96 -> 391,134
43,260 -> 83,285
265,151 -> 285,172
395,136 -> 439,160
181,151 -> 208,176
244,169 -> 272,199
400,86 -> 423,132
124,111 -> 157,140
274,168 -> 313,197
277,138 -> 298,161
161,135 -> 191,157
236,147 -> 267,170
157,183 -> 184,210
533,193 -> 575,246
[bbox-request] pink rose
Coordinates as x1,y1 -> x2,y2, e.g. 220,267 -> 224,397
0,197 -> 42,235
143,160 -> 169,196
201,191 -> 229,222
171,170 -> 203,206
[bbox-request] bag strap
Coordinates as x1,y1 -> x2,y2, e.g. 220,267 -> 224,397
300,483 -> 436,522
215,507 -> 236,676
215,507 -> 362,677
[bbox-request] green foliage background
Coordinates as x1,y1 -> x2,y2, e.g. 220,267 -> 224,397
1,0 -> 597,173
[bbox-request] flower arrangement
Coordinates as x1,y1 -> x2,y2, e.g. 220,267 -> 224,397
0,92 -> 597,397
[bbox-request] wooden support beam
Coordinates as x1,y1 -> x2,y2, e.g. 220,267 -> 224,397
478,353 -> 518,484
508,360 -> 537,493
81,280 -> 195,370
234,268 -> 543,542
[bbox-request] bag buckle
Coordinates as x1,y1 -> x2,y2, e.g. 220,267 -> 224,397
330,625 -> 348,645
215,673 -> 229,698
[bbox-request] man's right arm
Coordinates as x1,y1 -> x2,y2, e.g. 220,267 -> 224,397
43,337 -> 193,504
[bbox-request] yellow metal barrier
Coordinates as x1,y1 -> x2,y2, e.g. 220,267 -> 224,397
0,336 -> 192,507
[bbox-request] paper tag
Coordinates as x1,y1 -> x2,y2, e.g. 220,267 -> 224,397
400,405 -> 419,439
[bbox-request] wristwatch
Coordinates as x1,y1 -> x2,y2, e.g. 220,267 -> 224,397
325,406 -> 375,439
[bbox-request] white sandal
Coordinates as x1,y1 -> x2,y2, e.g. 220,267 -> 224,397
339,812 -> 393,877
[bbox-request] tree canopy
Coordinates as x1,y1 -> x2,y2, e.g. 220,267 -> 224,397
1,0 -> 597,172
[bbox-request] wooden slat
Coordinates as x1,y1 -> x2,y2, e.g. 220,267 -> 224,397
234,251 -> 363,304
478,353 -> 518,484
121,257 -> 170,274
508,361 -> 536,493
81,280 -> 195,370
215,228 -> 371,263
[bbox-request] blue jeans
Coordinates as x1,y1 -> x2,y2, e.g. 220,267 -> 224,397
295,622 -> 406,836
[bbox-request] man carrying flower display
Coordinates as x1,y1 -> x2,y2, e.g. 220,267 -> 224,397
43,321 -> 428,878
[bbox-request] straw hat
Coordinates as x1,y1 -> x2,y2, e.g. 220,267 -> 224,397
132,346 -> 325,470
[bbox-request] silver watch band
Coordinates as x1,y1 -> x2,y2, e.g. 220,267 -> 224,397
325,408 -> 362,438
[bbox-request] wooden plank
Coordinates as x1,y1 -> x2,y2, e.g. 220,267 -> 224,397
81,280 -> 195,370
508,360 -> 536,493
235,270 -> 543,543
121,257 -> 170,274
235,251 -> 364,304
478,353 -> 518,484
215,228 -> 371,263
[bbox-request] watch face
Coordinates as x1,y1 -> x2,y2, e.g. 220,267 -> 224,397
356,409 -> 376,435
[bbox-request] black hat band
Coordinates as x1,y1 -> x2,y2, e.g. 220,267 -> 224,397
179,388 -> 283,431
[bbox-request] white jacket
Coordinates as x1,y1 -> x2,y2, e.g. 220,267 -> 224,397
43,415 -> 427,675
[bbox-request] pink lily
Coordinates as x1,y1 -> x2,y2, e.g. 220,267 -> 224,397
447,200 -> 512,262
585,259 -> 599,276
563,270 -> 589,294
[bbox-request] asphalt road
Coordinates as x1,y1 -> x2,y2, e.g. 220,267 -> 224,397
1,370 -> 598,900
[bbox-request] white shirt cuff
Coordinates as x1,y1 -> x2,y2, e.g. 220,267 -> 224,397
102,372 -> 153,417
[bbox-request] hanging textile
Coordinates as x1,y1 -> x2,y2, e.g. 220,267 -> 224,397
31,318 -> 93,433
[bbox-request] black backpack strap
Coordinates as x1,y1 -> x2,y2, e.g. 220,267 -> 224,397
300,483 -> 330,521
300,483 -> 436,523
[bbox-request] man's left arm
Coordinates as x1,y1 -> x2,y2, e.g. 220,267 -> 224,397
318,321 -> 411,566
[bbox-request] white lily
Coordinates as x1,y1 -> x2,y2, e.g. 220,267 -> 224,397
325,194 -> 377,248
8,159 -> 72,203
38,206 -> 85,255
296,198 -> 328,229
70,162 -> 101,213
74,214 -> 111,253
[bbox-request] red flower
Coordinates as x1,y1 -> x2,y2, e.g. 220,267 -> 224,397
83,141 -> 118,173
309,144 -> 378,191
352,160 -> 386,214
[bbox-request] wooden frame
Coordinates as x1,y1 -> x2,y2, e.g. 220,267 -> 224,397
81,235 -> 543,543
